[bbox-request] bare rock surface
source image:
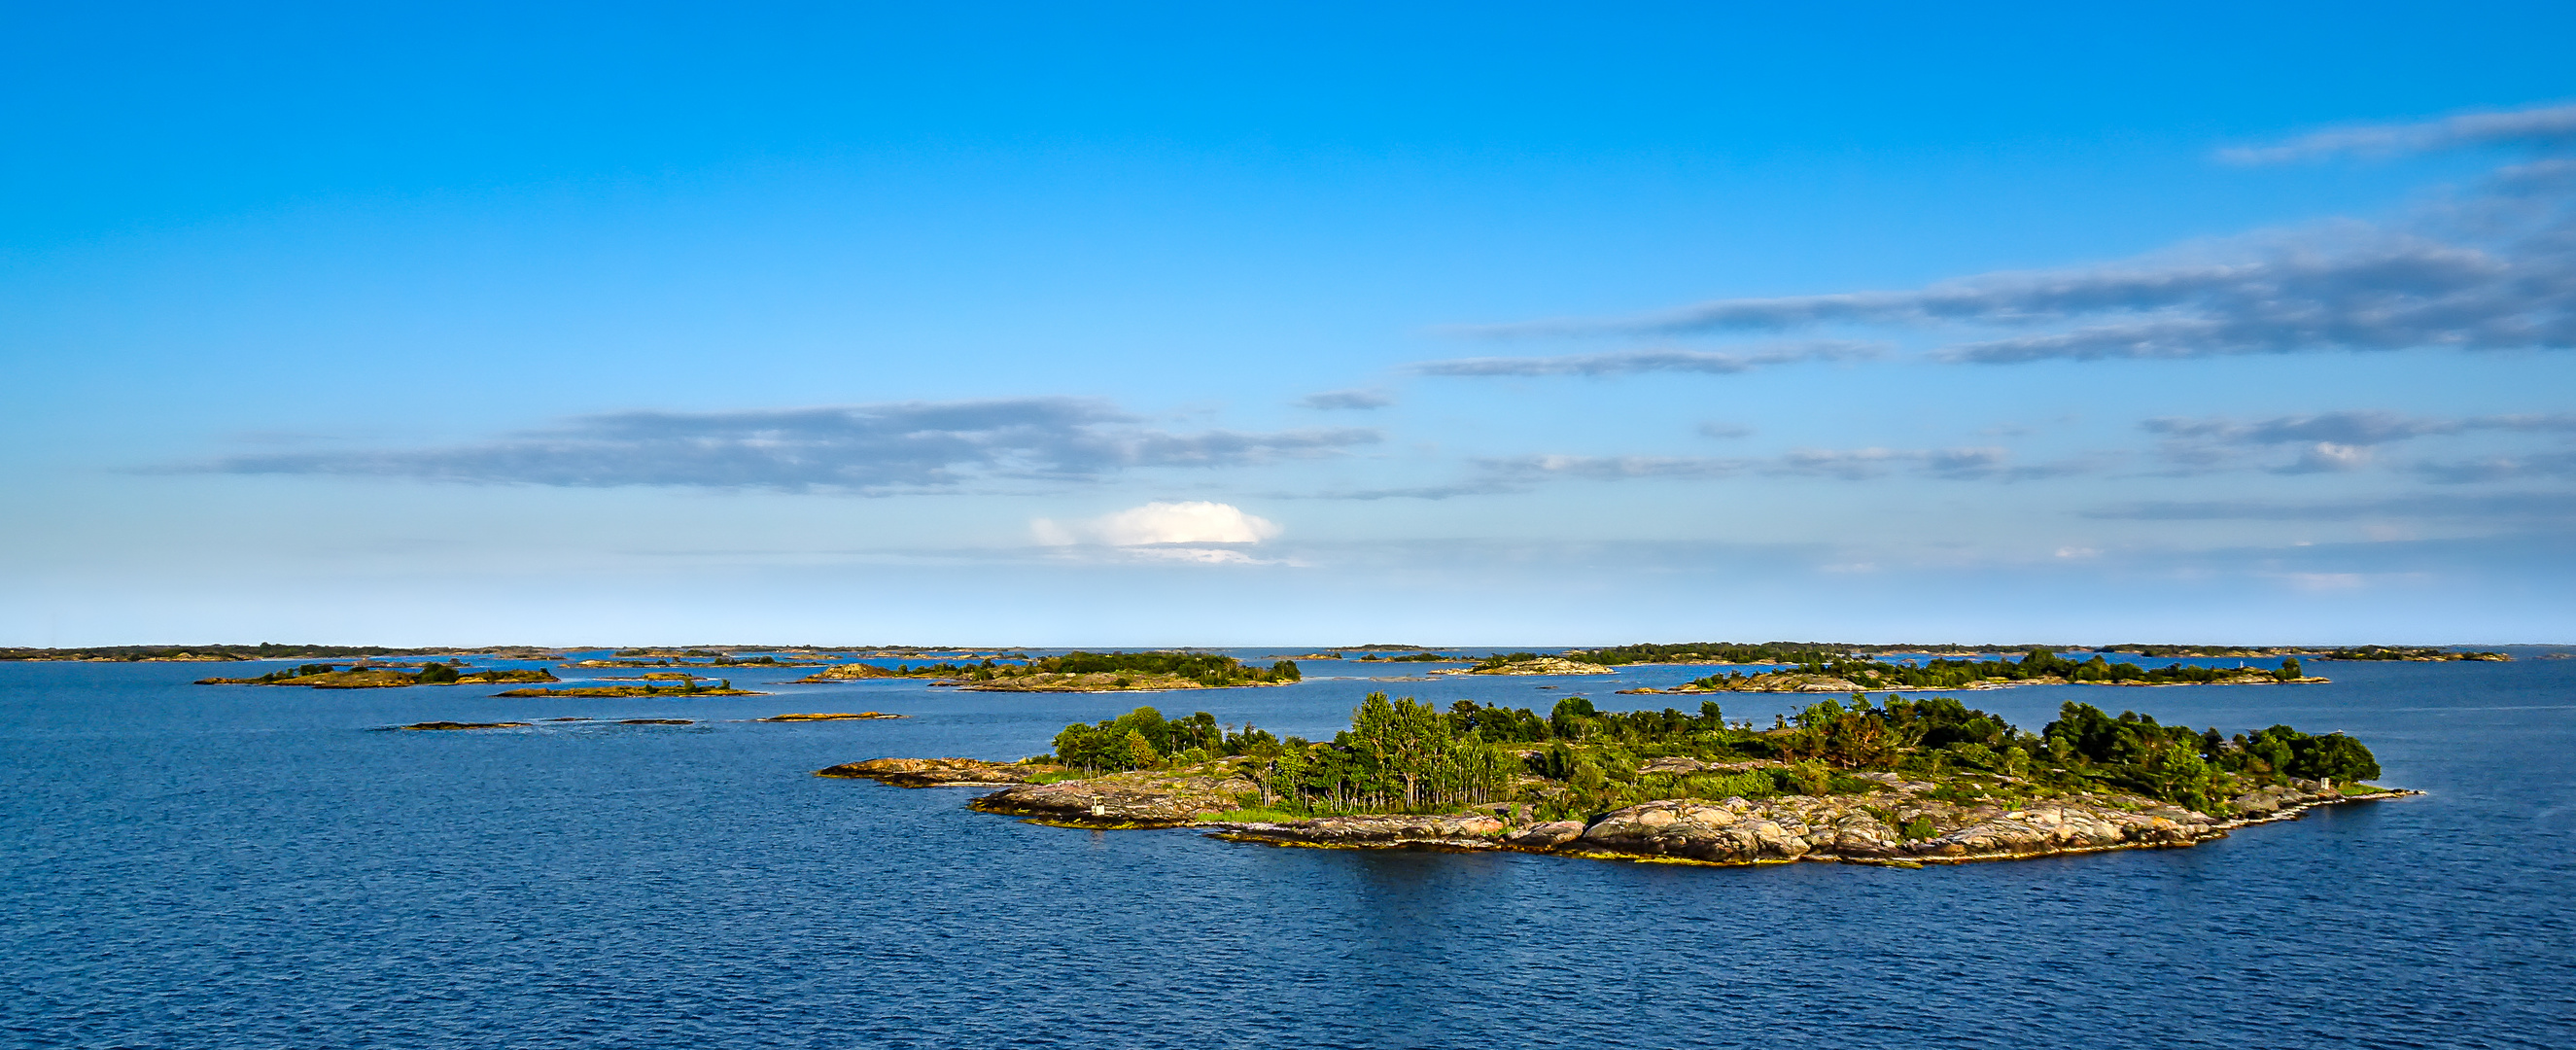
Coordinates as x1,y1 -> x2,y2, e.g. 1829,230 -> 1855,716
1503,821 -> 1586,849
1213,815 -> 1509,850
969,769 -> 1255,827
395,720 -> 532,731
824,752 -> 2414,868
815,757 -> 1050,788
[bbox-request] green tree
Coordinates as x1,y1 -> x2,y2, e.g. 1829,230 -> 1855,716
2286,732 -> 2380,783
1124,729 -> 1160,771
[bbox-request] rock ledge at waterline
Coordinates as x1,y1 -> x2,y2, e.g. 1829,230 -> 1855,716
819,757 -> 2411,867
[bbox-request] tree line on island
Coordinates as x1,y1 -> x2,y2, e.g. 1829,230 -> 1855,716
901,651 -> 1301,686
1042,690 -> 2379,821
1688,648 -> 2314,690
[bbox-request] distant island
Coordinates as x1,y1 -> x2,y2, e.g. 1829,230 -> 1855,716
2312,646 -> 2510,661
823,690 -> 2405,867
197,662 -> 559,689
795,651 -> 1301,692
1428,653 -> 1616,677
494,676 -> 763,698
1619,649 -> 2329,694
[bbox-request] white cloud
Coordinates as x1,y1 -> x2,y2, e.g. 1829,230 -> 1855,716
1031,501 -> 1282,547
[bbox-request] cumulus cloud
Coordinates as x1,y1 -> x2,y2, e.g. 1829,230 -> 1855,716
1030,501 -> 1285,564
2218,101 -> 2576,164
1449,104 -> 2576,367
1411,341 -> 1879,376
1298,389 -> 1394,410
1696,421 -> 1755,439
191,399 -> 1381,492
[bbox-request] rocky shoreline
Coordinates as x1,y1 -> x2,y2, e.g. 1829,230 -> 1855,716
1429,656 -> 1614,678
824,756 -> 2415,867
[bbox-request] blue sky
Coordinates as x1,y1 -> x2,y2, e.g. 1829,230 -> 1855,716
6,2 -> 2574,646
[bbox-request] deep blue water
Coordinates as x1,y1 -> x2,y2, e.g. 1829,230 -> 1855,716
5,652 -> 2573,1048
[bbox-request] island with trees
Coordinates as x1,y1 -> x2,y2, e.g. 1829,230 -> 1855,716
1618,648 -> 2326,694
2314,646 -> 2510,661
196,661 -> 560,688
1429,652 -> 1615,677
493,675 -> 763,698
822,689 -> 2404,866
796,651 -> 1301,692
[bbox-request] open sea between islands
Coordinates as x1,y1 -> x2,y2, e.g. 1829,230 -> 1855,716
4,651 -> 2572,1048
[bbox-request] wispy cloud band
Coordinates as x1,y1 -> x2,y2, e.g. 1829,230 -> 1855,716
1410,341 -> 1879,377
2217,101 -> 2576,164
192,399 -> 1382,492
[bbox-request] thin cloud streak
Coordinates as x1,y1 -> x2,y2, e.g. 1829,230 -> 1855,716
1410,341 -> 1879,377
1471,446 -> 2093,485
2217,101 -> 2576,164
191,399 -> 1382,493
2413,451 -> 2576,484
1298,389 -> 1394,410
2143,409 -> 2576,475
2083,491 -> 2576,521
2145,409 -> 2576,446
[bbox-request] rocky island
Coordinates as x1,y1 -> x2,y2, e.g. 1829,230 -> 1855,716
198,662 -> 560,688
823,690 -> 2405,867
795,651 -> 1302,692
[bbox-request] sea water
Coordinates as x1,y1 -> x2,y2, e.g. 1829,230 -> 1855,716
4,652 -> 2572,1048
